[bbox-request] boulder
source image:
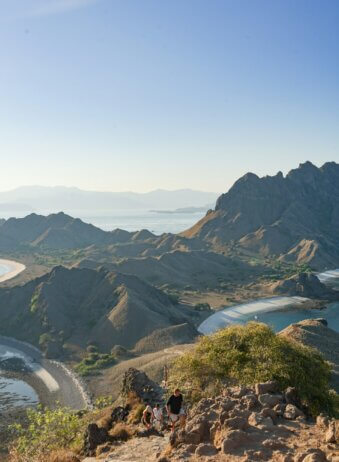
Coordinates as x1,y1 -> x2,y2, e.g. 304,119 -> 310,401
274,403 -> 287,416
83,423 -> 109,456
248,412 -> 274,430
283,404 -> 305,420
195,443 -> 218,456
242,394 -> 258,409
284,387 -> 301,407
195,398 -> 216,413
255,381 -> 279,395
224,416 -> 248,430
316,415 -> 329,428
228,385 -> 250,398
262,438 -> 286,450
303,454 -> 327,462
120,368 -> 163,405
229,408 -> 251,420
294,448 -> 327,462
278,454 -> 294,462
261,407 -> 278,424
258,393 -> 283,407
325,421 -> 337,443
220,399 -> 237,412
185,415 -> 210,444
221,429 -> 249,453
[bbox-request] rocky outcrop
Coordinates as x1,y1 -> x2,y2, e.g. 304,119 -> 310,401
121,368 -> 163,406
168,382 -> 338,461
270,272 -> 338,300
280,319 -> 339,392
182,161 -> 339,268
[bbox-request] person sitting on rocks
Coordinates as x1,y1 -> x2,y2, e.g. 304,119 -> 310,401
166,388 -> 186,433
142,402 -> 154,430
152,403 -> 163,431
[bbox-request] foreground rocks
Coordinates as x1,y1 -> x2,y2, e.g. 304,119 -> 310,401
168,381 -> 338,461
80,371 -> 338,461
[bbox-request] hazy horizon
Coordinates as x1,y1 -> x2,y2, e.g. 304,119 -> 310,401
1,0 -> 338,192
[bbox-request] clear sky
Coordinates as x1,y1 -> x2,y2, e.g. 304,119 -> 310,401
1,0 -> 338,193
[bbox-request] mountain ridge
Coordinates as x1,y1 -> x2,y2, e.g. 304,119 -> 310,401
183,161 -> 339,269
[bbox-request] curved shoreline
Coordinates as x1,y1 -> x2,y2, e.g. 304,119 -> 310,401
198,268 -> 339,335
0,258 -> 26,283
0,335 -> 90,410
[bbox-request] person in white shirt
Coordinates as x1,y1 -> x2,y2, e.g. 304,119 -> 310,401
152,403 -> 163,430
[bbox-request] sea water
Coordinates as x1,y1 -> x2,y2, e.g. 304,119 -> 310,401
239,302 -> 339,333
0,376 -> 38,411
0,209 -> 206,235
0,264 -> 10,277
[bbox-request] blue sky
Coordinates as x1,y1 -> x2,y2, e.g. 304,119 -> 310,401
0,0 -> 338,192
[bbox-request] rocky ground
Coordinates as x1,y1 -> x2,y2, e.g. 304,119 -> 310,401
66,370 -> 338,462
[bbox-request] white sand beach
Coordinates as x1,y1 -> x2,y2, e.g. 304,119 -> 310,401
198,268 -> 339,335
0,259 -> 26,283
198,296 -> 309,335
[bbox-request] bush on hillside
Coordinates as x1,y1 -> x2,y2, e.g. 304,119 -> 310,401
74,352 -> 116,376
9,405 -> 84,462
168,322 -> 338,416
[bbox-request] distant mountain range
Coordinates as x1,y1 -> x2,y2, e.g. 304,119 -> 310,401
183,161 -> 339,269
0,186 -> 218,213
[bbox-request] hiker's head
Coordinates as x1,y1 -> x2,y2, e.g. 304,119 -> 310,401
156,403 -> 160,408
174,388 -> 180,396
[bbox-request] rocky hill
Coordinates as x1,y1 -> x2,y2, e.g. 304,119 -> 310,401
183,161 -> 339,269
0,266 -> 197,355
280,318 -> 339,392
269,273 -> 339,300
0,212 -> 123,250
68,373 -> 338,462
76,250 -> 263,289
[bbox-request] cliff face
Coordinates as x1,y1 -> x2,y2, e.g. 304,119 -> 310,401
183,162 -> 339,268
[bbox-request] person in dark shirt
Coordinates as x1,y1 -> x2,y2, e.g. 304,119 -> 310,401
166,388 -> 186,432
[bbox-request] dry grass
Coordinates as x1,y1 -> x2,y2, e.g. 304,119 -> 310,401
47,450 -> 81,462
8,448 -> 81,462
127,403 -> 145,425
109,423 -> 134,441
95,406 -> 113,430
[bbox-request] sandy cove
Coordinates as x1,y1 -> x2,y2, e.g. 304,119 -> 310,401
0,259 -> 26,283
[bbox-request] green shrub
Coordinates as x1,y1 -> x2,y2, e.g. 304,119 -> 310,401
9,405 -> 84,461
94,395 -> 115,409
30,289 -> 41,314
194,302 -> 211,312
168,322 -> 338,416
74,352 -> 116,376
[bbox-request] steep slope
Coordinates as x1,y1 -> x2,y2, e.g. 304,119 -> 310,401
182,161 -> 339,269
0,266 -> 195,353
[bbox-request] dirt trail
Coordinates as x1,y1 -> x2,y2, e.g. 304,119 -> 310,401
83,434 -> 169,462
